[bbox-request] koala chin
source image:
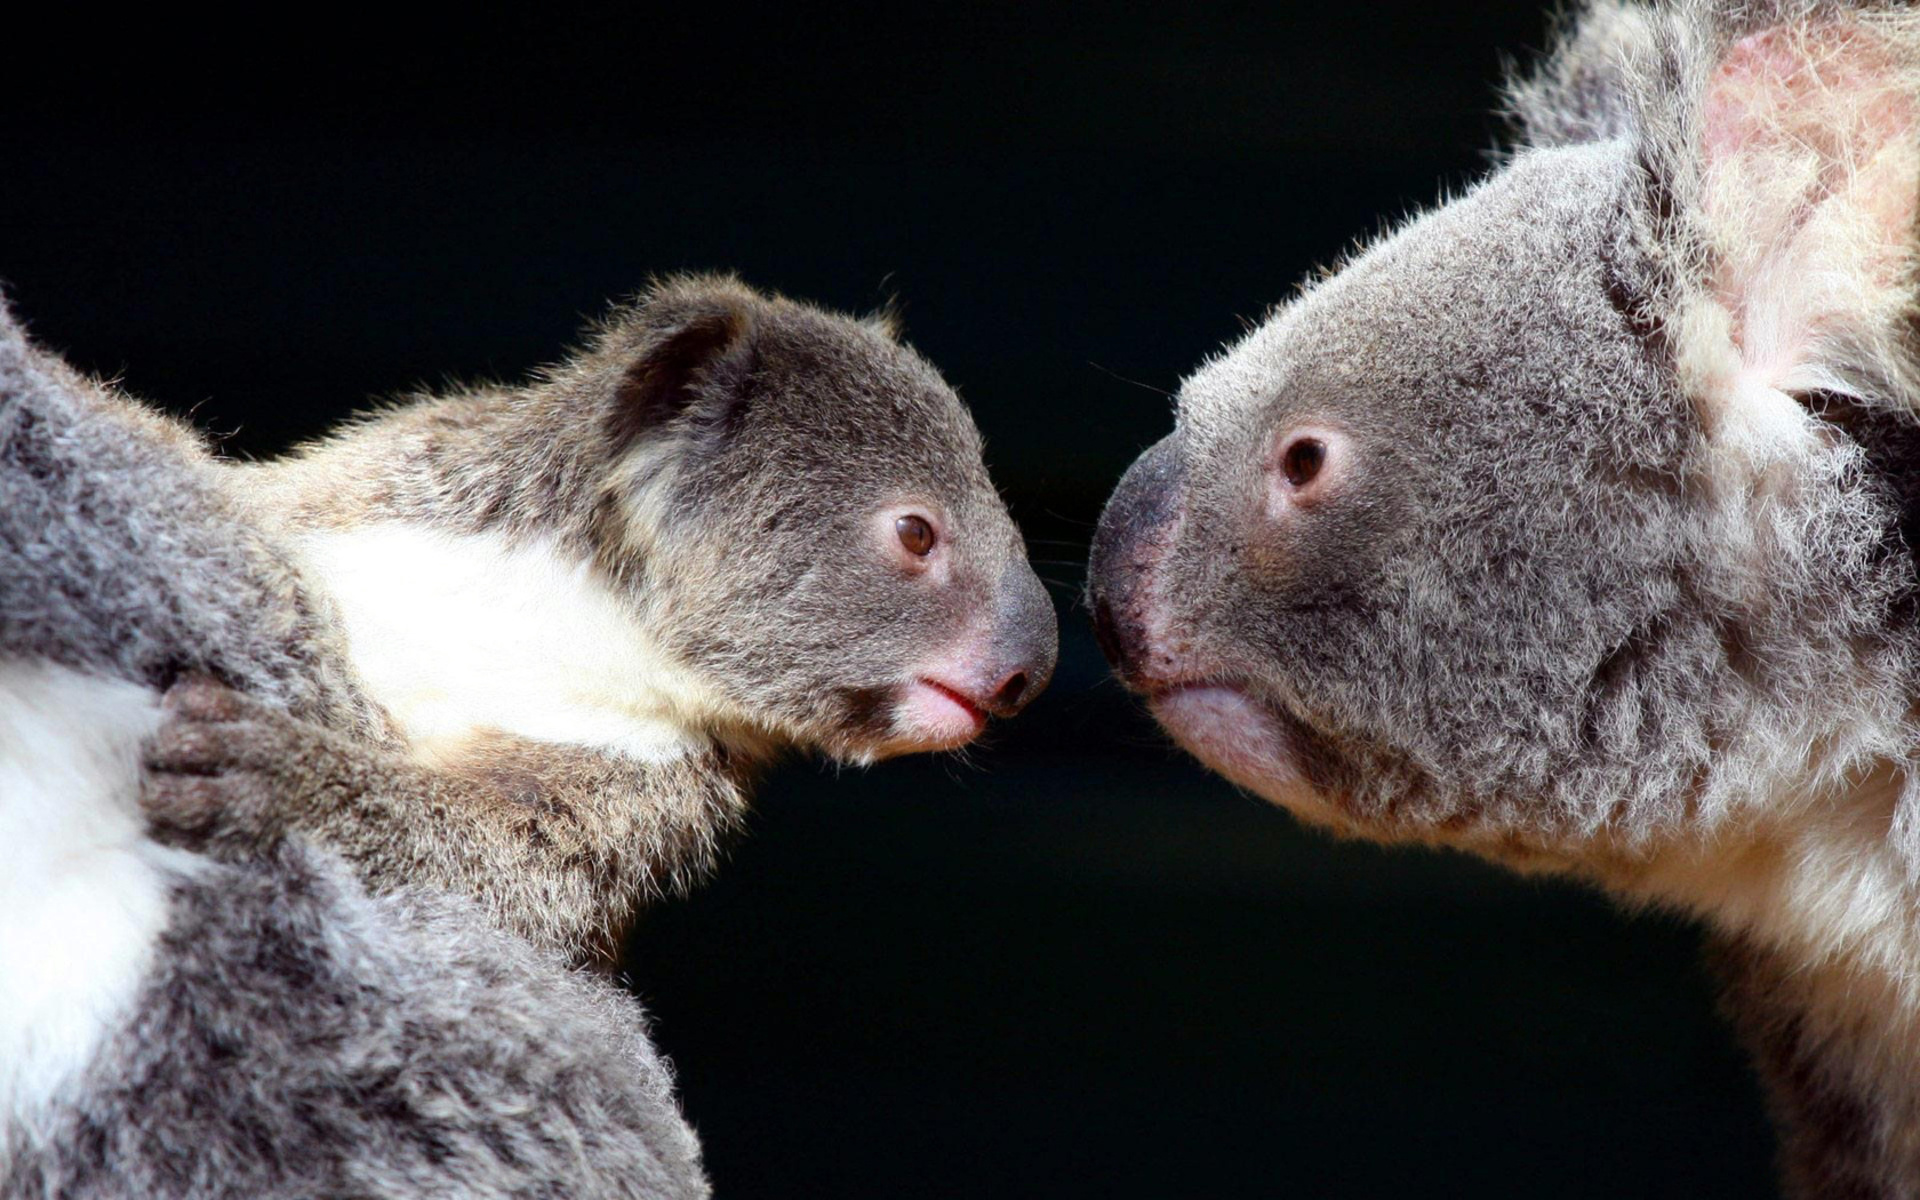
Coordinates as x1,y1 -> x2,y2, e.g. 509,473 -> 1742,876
1092,1 -> 1920,1194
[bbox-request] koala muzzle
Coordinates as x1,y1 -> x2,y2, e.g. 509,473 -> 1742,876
1087,435 -> 1185,688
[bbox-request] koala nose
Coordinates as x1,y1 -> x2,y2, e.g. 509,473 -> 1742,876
985,556 -> 1058,717
1087,434 -> 1185,687
982,667 -> 1032,718
1090,595 -> 1133,678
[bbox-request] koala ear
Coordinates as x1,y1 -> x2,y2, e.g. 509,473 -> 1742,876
862,301 -> 904,342
1678,14 -> 1920,445
606,288 -> 759,450
1507,1 -> 1659,148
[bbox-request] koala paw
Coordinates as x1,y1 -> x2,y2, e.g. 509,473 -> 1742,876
140,676 -> 309,855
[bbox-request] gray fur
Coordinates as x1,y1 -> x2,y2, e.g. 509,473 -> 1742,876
4,844 -> 707,1200
0,306 -> 381,741
1100,142 -> 1910,849
143,275 -> 1056,963
1089,2 -> 1920,1194
0,303 -> 708,1198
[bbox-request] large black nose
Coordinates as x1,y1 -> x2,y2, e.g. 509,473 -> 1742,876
1086,434 -> 1185,684
1089,594 -> 1131,677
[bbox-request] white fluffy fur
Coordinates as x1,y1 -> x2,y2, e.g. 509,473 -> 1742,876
0,660 -> 194,1120
295,524 -> 725,765
1654,17 -> 1920,1022
1586,747 -> 1920,1059
1649,21 -> 1920,1011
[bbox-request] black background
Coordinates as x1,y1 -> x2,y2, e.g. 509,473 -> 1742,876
6,4 -> 1777,1196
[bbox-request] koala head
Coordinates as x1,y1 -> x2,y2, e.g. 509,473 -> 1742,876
585,276 -> 1056,763
1089,2 -> 1920,864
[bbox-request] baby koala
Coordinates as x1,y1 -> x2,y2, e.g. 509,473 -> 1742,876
145,275 -> 1056,962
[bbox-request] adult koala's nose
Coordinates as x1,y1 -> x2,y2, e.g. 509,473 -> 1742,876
982,558 -> 1058,717
1087,434 -> 1185,687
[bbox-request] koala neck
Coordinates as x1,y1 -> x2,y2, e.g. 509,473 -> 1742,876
1714,927 -> 1920,1195
1588,764 -> 1918,1001
1588,765 -> 1920,1171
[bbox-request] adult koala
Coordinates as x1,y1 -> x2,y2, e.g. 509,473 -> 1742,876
1089,1 -> 1920,1194
0,304 -> 706,1198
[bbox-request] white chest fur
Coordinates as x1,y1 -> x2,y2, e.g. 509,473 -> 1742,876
0,661 -> 192,1120
296,523 -> 716,765
1613,772 -> 1920,1051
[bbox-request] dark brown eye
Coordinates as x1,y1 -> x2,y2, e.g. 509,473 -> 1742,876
1280,437 -> 1325,488
895,514 -> 936,556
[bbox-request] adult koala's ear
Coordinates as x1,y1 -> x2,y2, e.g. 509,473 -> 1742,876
1667,9 -> 1920,450
1506,0 -> 1661,147
603,276 -> 765,451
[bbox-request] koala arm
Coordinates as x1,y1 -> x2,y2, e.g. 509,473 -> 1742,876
142,678 -> 748,964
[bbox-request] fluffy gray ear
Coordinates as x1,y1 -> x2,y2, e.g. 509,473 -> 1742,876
1506,0 -> 1660,147
606,285 -> 760,450
1670,9 -> 1920,451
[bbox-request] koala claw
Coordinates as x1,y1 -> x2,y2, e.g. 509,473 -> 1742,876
161,673 -> 266,723
139,771 -> 241,839
141,679 -> 298,852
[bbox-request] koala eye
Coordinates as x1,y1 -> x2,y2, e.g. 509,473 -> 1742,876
1280,437 -> 1326,488
895,514 -> 936,556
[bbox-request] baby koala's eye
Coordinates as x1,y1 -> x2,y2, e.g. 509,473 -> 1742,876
1280,437 -> 1326,488
895,514 -> 936,556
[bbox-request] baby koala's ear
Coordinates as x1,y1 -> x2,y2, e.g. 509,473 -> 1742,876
605,278 -> 765,449
1679,12 -> 1920,445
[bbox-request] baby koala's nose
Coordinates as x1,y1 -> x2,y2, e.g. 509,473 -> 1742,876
984,557 -> 1058,717
982,666 -> 1033,718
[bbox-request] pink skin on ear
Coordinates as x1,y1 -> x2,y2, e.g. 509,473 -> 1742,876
1697,22 -> 1918,390
1705,25 -> 1916,230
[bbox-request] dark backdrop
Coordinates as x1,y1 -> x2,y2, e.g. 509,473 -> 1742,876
5,5 -> 1776,1196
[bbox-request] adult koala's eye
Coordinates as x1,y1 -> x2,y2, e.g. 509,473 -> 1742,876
1280,437 -> 1326,488
895,514 -> 936,556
